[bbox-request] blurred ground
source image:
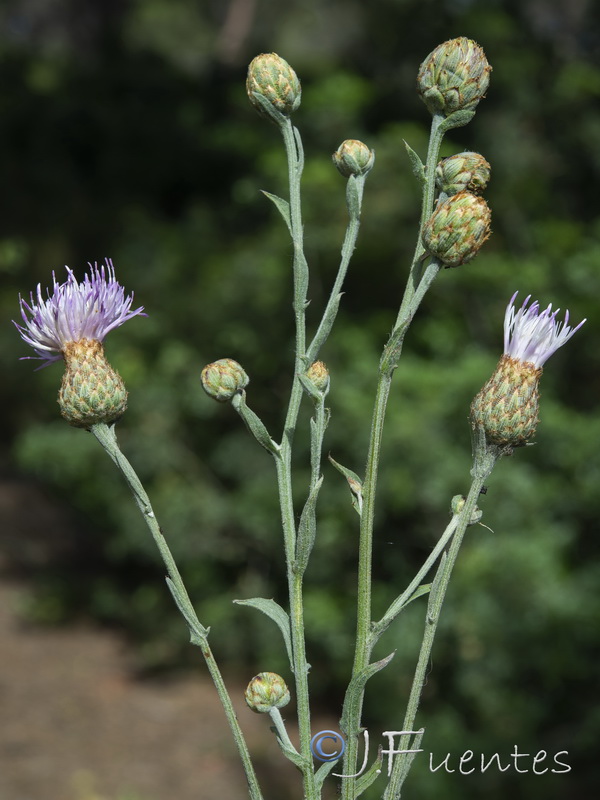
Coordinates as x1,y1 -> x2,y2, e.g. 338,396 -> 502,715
0,478 -> 310,800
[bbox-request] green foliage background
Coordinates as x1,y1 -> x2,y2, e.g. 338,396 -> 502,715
1,1 -> 599,798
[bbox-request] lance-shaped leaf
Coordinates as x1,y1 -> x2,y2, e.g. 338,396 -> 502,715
355,746 -> 384,797
273,735 -> 307,769
166,576 -> 208,644
315,758 -> 342,789
426,551 -> 448,623
340,652 -> 395,736
329,454 -> 363,515
231,392 -> 280,457
233,597 -> 294,671
403,140 -> 425,186
295,476 -> 324,575
261,190 -> 292,235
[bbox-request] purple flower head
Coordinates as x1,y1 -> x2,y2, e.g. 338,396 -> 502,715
503,291 -> 585,368
15,259 -> 146,367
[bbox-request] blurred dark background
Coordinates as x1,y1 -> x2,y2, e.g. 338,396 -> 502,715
1,1 -> 599,798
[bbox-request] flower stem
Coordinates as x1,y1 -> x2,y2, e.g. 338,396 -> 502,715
383,455 -> 496,800
90,423 -> 264,800
307,174 -> 367,363
340,114 -> 447,798
275,117 -> 318,800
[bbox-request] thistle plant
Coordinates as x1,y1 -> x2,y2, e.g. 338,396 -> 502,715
15,38 -> 585,800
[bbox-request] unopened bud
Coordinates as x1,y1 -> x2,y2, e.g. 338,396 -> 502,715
245,672 -> 290,714
450,495 -> 483,525
436,152 -> 490,196
332,139 -> 375,178
201,358 -> 249,403
305,361 -> 330,394
58,339 -> 127,428
246,53 -> 301,120
422,191 -> 491,267
417,37 -> 491,117
470,355 -> 541,447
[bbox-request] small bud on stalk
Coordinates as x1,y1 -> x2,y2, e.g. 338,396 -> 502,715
422,191 -> 491,267
245,672 -> 290,713
305,361 -> 330,394
332,139 -> 375,178
417,37 -> 491,117
436,152 -> 491,196
246,53 -> 301,120
450,494 -> 482,525
14,260 -> 145,428
470,293 -> 585,449
201,358 -> 249,403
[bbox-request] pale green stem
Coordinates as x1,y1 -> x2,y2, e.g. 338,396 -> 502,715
341,114 -> 447,798
269,706 -> 301,756
90,422 -> 264,800
383,452 -> 496,800
275,116 -> 318,800
275,120 -> 368,800
396,113 -> 444,323
307,174 -> 367,363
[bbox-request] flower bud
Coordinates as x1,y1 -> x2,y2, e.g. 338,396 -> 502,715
246,53 -> 301,119
435,152 -> 490,196
305,361 -> 330,394
58,339 -> 128,428
201,358 -> 249,403
245,672 -> 290,714
470,355 -> 541,448
422,191 -> 491,267
450,494 -> 483,525
417,37 -> 491,117
332,139 -> 375,178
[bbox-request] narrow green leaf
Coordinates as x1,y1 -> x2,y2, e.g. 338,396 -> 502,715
328,454 -> 363,515
295,476 -> 324,574
355,746 -> 384,796
233,597 -> 293,670
275,737 -> 307,769
315,758 -> 341,788
427,552 -> 448,622
231,392 -> 280,456
165,576 -> 208,643
439,108 -> 476,131
340,652 -> 395,736
403,140 -> 426,186
261,190 -> 292,234
250,90 -> 287,126
403,583 -> 431,609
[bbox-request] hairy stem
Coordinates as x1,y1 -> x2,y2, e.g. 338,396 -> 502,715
275,117 -> 317,800
90,422 -> 264,800
340,114 -> 446,798
384,454 -> 496,800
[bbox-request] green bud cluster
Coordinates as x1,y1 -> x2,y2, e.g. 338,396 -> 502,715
246,53 -> 301,119
201,358 -> 249,403
58,339 -> 128,428
435,151 -> 490,196
422,191 -> 491,267
332,139 -> 375,178
244,672 -> 290,713
470,355 -> 542,447
417,37 -> 491,118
